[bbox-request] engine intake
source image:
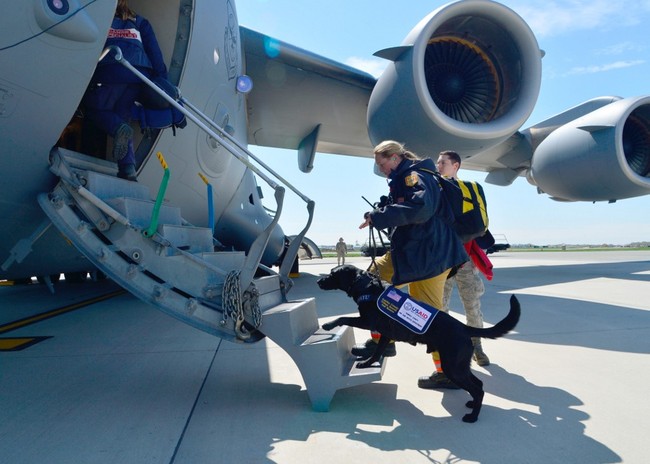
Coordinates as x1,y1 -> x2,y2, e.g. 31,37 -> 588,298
368,0 -> 541,158
529,96 -> 650,202
425,36 -> 501,124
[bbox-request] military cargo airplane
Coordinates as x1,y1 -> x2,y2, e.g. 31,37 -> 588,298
2,0 -> 650,407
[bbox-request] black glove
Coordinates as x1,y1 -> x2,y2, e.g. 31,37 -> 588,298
374,195 -> 389,208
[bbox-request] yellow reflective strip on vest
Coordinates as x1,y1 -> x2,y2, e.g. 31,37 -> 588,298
471,182 -> 489,229
457,180 -> 474,213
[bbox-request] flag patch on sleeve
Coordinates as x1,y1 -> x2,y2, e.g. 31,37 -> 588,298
404,172 -> 419,187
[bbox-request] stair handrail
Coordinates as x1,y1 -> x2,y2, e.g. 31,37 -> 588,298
178,97 -> 315,289
105,46 -> 313,291
178,97 -> 311,203
101,46 -> 282,192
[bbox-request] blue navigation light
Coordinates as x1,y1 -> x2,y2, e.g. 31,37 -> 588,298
236,75 -> 253,94
48,0 -> 69,15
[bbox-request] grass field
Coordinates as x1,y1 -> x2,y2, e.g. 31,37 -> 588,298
320,246 -> 649,258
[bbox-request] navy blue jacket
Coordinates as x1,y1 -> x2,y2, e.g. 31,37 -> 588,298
95,15 -> 167,83
370,158 -> 468,285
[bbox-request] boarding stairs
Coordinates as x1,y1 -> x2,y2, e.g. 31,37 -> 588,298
36,46 -> 385,411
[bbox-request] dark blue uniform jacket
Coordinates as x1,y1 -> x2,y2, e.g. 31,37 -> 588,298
370,157 -> 468,285
94,15 -> 168,83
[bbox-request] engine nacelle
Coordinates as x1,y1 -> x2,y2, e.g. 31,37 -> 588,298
367,0 -> 541,158
529,96 -> 650,202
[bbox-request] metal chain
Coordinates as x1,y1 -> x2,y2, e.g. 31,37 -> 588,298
222,270 -> 262,339
222,270 -> 244,330
247,285 -> 262,328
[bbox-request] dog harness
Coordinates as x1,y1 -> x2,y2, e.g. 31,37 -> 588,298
377,286 -> 440,334
354,294 -> 374,305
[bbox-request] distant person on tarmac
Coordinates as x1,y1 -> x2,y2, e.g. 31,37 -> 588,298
336,238 -> 348,266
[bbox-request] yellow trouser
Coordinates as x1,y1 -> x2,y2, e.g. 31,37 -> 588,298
368,252 -> 450,370
371,251 -> 450,309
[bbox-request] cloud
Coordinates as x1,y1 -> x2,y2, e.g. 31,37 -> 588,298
596,41 -> 645,56
344,56 -> 387,78
565,59 -> 645,75
506,0 -> 650,37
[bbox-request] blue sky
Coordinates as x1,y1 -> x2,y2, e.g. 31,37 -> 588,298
235,0 -> 650,247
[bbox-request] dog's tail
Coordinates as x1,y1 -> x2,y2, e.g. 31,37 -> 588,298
465,295 -> 520,340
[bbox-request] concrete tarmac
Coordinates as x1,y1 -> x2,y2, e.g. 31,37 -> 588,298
1,251 -> 649,463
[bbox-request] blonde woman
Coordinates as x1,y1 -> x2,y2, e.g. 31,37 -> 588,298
356,140 -> 468,389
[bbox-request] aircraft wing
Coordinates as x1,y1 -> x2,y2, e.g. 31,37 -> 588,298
240,26 -> 376,166
241,0 -> 650,203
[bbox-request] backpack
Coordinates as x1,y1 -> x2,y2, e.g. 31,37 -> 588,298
132,101 -> 187,136
419,168 -> 489,243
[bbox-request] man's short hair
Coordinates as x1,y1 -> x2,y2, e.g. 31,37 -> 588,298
439,150 -> 461,167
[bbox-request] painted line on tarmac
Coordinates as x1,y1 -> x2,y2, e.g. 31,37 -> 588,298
0,289 -> 125,351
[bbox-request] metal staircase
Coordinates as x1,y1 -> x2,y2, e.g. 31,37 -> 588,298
39,147 -> 383,410
35,44 -> 386,410
262,299 -> 385,411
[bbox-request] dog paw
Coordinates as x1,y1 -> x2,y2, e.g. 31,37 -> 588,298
462,413 -> 478,423
356,360 -> 379,369
322,323 -> 335,331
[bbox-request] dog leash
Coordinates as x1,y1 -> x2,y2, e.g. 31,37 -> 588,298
362,196 -> 389,275
366,225 -> 382,279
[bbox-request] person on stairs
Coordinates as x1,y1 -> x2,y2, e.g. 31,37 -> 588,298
83,0 -> 168,181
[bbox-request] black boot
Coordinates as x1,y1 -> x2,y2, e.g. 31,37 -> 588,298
117,163 -> 137,182
472,337 -> 490,366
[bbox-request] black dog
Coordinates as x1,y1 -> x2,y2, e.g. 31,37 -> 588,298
317,264 -> 520,423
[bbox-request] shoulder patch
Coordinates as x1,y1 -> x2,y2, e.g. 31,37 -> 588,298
404,172 -> 419,187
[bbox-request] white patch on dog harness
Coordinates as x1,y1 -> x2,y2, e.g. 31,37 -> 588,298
377,286 -> 439,334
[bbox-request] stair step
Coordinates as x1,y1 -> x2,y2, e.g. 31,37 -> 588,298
261,299 -> 319,346
261,300 -> 385,411
298,325 -> 385,411
55,147 -> 118,176
159,224 -> 214,253
198,251 -> 246,271
85,169 -> 151,201
106,197 -> 182,229
301,325 -> 354,365
253,275 -> 283,309
302,326 -> 384,382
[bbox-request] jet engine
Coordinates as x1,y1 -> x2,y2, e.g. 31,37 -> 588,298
529,96 -> 650,202
367,0 -> 542,158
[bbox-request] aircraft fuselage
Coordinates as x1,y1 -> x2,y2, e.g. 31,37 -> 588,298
0,0 -> 283,281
